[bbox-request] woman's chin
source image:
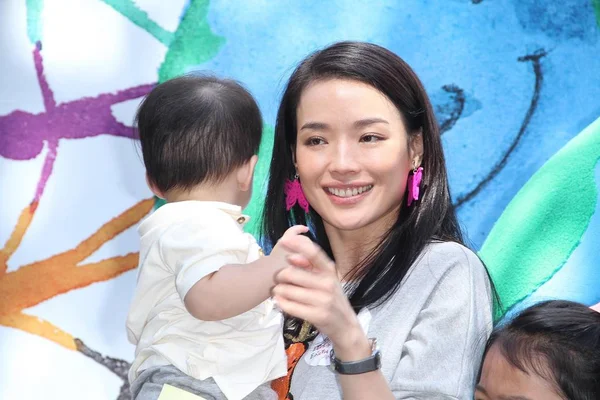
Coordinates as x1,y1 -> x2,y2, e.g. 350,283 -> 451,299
323,214 -> 372,233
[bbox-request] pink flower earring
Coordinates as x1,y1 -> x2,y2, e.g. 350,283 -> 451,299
285,174 -> 310,213
407,165 -> 423,207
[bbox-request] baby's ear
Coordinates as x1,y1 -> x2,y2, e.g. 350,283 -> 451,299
238,155 -> 258,191
146,174 -> 165,199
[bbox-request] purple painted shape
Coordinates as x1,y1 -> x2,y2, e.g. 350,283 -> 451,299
33,139 -> 58,204
34,42 -> 56,111
0,43 -> 154,161
0,42 -> 154,207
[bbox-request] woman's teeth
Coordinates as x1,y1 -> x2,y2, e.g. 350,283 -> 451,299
327,185 -> 373,198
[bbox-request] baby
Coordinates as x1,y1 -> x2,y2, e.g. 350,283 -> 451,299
126,74 -> 304,400
476,300 -> 600,400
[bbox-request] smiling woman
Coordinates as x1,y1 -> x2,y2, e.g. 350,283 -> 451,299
262,41 -> 496,400
294,79 -> 420,240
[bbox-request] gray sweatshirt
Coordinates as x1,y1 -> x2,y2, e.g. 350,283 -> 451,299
289,241 -> 494,399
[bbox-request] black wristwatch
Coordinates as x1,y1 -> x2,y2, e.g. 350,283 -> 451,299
329,338 -> 381,375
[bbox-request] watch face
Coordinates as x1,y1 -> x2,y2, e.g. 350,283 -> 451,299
329,349 -> 336,372
374,350 -> 382,368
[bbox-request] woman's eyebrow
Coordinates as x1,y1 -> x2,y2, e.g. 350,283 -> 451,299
353,118 -> 389,128
299,121 -> 329,131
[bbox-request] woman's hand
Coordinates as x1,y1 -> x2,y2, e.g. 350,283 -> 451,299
272,235 -> 370,360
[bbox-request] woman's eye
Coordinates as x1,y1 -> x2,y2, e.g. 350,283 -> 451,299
306,137 -> 325,146
361,134 -> 382,143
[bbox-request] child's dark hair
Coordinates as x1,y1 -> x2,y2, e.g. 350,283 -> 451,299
484,300 -> 600,400
136,74 -> 263,193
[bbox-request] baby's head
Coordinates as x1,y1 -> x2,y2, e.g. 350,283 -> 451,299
136,74 -> 263,207
476,300 -> 600,400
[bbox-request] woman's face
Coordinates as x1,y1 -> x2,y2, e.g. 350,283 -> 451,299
476,345 -> 564,400
294,78 -> 422,233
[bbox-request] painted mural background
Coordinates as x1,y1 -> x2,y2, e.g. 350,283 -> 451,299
1,1 -> 599,399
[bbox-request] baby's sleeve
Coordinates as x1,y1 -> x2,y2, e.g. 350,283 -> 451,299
158,219 -> 252,300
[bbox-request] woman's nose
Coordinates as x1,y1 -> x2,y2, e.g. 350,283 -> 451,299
329,142 -> 359,175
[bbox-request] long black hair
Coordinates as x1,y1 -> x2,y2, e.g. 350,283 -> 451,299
483,300 -> 600,400
263,41 -> 474,314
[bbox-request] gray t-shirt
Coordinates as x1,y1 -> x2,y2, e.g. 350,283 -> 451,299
289,241 -> 493,399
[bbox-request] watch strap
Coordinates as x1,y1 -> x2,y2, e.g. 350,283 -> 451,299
329,339 -> 381,375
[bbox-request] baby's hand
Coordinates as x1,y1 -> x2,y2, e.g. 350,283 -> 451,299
270,225 -> 309,267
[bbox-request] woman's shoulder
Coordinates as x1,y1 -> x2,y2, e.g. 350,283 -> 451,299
375,240 -> 492,321
412,240 -> 487,283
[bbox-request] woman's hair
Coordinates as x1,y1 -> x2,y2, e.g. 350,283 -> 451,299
262,41 -> 467,312
484,300 -> 600,400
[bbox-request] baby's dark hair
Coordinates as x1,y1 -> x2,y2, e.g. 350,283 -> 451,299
484,300 -> 600,400
136,74 -> 263,193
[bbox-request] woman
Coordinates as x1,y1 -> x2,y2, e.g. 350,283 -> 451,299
476,300 -> 600,400
263,41 -> 495,399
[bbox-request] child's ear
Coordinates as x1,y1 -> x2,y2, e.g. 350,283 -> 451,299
146,174 -> 165,199
237,155 -> 258,191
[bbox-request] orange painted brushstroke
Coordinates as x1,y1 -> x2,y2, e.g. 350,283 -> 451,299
64,198 -> 154,264
0,253 -> 140,315
272,342 -> 308,400
0,198 -> 153,316
0,312 -> 76,350
0,202 -> 38,274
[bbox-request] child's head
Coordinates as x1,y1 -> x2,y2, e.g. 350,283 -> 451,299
136,74 -> 263,207
476,300 -> 600,400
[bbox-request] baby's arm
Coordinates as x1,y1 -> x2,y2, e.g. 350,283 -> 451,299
183,225 -> 308,321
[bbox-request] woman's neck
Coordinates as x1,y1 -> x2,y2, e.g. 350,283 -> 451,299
324,208 -> 399,279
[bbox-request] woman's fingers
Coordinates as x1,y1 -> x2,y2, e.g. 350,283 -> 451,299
273,295 -> 326,325
272,283 -> 326,307
273,295 -> 312,320
275,265 -> 318,287
276,265 -> 340,293
279,235 -> 336,274
286,253 -> 313,269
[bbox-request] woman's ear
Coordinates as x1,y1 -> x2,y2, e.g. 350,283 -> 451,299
146,174 -> 165,199
409,129 -> 424,167
291,146 -> 298,172
237,155 -> 258,191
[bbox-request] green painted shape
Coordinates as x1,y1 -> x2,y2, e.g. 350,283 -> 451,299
244,125 -> 275,237
26,0 -> 43,44
152,0 -> 224,211
101,0 -> 174,45
593,0 -> 600,28
158,0 -> 225,83
480,117 -> 600,320
154,197 -> 166,209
